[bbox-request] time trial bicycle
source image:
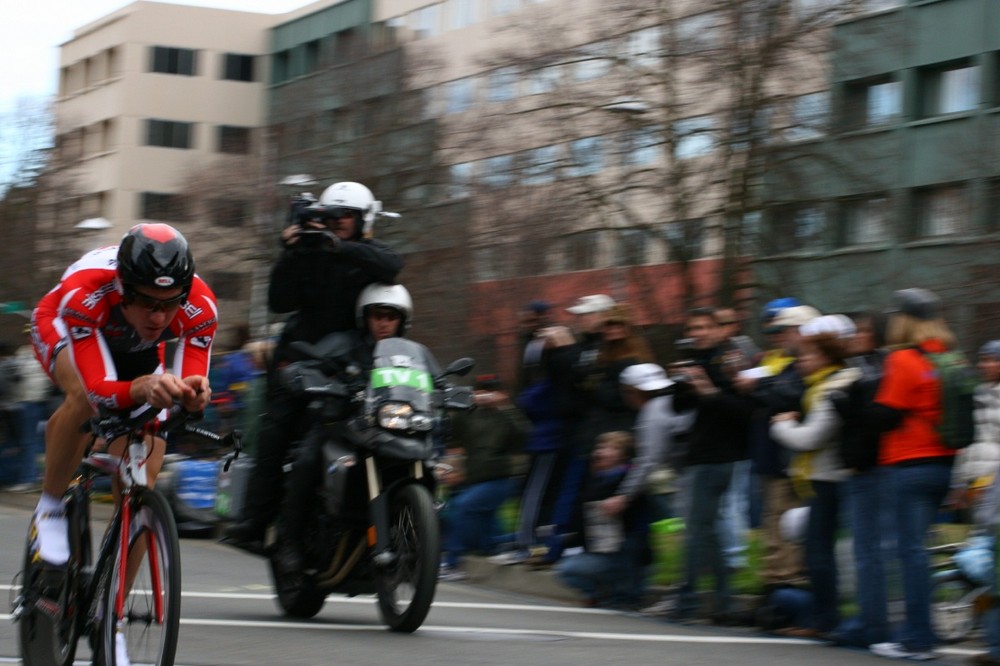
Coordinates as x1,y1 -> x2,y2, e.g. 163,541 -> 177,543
11,404 -> 241,666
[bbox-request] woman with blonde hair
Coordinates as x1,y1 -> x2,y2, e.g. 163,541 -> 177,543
869,288 -> 962,661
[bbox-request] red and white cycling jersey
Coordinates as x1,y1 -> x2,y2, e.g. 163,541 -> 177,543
31,246 -> 218,409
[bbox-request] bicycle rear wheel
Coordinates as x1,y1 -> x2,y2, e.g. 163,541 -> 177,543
100,488 -> 181,666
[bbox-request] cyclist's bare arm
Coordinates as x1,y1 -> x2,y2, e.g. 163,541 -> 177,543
128,373 -> 211,412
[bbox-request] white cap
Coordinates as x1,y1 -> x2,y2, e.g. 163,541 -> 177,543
566,294 -> 615,315
770,305 -> 821,328
799,314 -> 857,339
619,363 -> 674,392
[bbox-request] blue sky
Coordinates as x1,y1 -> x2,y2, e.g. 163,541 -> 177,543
0,0 -> 308,187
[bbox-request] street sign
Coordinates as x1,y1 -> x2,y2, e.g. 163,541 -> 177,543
0,301 -> 26,314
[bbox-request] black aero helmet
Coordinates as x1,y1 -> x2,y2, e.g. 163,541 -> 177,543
117,224 -> 195,294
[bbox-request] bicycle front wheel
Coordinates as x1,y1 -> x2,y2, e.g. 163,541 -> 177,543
100,488 -> 181,666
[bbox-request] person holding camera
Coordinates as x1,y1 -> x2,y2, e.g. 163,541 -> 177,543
224,181 -> 403,551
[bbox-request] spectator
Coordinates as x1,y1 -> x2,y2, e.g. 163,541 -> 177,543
770,316 -> 861,638
714,306 -> 759,572
830,310 -> 895,648
555,431 -> 645,608
869,288 -> 961,661
594,304 -> 655,434
517,299 -> 552,393
440,374 -> 530,580
733,301 -> 816,593
533,294 -> 616,566
209,324 -> 261,435
950,340 -> 1000,516
7,333 -> 51,491
671,308 -> 754,622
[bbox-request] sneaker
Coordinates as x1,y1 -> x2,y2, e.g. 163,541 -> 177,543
438,565 -> 468,582
32,509 -> 69,567
870,642 -> 935,661
487,550 -> 528,566
640,598 -> 676,616
115,632 -> 131,666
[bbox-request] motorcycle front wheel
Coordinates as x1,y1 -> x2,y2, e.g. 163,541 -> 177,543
374,483 -> 439,633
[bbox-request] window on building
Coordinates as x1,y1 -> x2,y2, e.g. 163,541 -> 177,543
914,184 -> 971,236
445,77 -> 477,113
844,77 -> 901,129
146,120 -> 192,149
675,115 -> 715,159
218,125 -> 251,154
785,91 -> 829,141
486,67 -> 518,102
567,231 -> 602,271
410,4 -> 442,38
740,211 -> 762,255
449,0 -> 479,29
480,154 -> 516,188
568,136 -> 604,176
522,144 -> 561,185
626,26 -> 662,66
921,61 -> 980,117
208,271 -> 244,301
141,192 -> 187,222
526,65 -> 562,95
273,50 -> 290,83
491,0 -> 520,16
663,219 -> 704,261
209,198 -> 250,227
617,228 -> 649,266
841,195 -> 892,245
574,42 -> 611,81
222,54 -> 255,82
150,46 -> 197,76
769,204 -> 826,253
448,162 -> 474,198
623,125 -> 661,166
332,29 -> 361,64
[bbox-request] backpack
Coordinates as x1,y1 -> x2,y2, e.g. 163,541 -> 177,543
918,348 -> 978,450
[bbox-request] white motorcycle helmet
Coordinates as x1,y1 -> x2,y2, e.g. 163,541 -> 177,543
316,181 -> 382,237
356,283 -> 413,333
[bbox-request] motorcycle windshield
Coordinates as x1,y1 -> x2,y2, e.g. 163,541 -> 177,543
369,338 -> 433,411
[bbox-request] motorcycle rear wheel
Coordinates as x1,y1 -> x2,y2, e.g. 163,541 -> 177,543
375,483 -> 439,633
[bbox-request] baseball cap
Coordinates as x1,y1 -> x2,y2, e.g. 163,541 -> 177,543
979,340 -> 1000,359
799,314 -> 857,339
566,294 -> 615,315
619,363 -> 673,392
770,305 -> 821,329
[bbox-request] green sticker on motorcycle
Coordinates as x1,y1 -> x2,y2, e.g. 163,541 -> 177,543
370,367 -> 433,392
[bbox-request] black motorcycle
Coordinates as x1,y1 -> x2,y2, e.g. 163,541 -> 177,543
234,334 -> 472,633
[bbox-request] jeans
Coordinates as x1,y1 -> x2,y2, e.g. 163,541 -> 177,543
719,459 -> 751,569
835,467 -> 894,647
17,401 -> 45,484
805,480 -> 844,632
443,477 -> 517,568
678,462 -> 734,614
888,461 -> 952,652
556,534 -> 644,605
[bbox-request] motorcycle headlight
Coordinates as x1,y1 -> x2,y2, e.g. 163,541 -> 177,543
377,402 -> 434,432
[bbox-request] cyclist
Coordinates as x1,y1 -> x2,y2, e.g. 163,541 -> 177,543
29,223 -> 216,568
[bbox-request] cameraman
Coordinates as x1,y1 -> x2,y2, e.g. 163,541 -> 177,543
224,181 -> 403,549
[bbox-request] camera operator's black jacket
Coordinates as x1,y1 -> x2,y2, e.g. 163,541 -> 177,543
268,238 -> 403,366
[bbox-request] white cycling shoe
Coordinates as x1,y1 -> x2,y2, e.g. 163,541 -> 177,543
32,510 -> 69,566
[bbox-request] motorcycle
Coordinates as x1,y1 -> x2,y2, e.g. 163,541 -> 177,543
231,333 -> 473,633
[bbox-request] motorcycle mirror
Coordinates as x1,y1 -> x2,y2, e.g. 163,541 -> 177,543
440,357 -> 475,379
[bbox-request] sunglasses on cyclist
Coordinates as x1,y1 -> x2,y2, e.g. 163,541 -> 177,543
124,288 -> 186,312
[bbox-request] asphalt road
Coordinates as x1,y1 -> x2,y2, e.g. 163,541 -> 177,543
0,496 -> 987,665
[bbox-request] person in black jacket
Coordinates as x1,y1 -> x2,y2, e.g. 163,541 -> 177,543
672,308 -> 754,622
224,181 -> 403,550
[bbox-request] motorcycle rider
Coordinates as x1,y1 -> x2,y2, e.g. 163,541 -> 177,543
223,182 -> 403,550
276,282 -> 415,572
